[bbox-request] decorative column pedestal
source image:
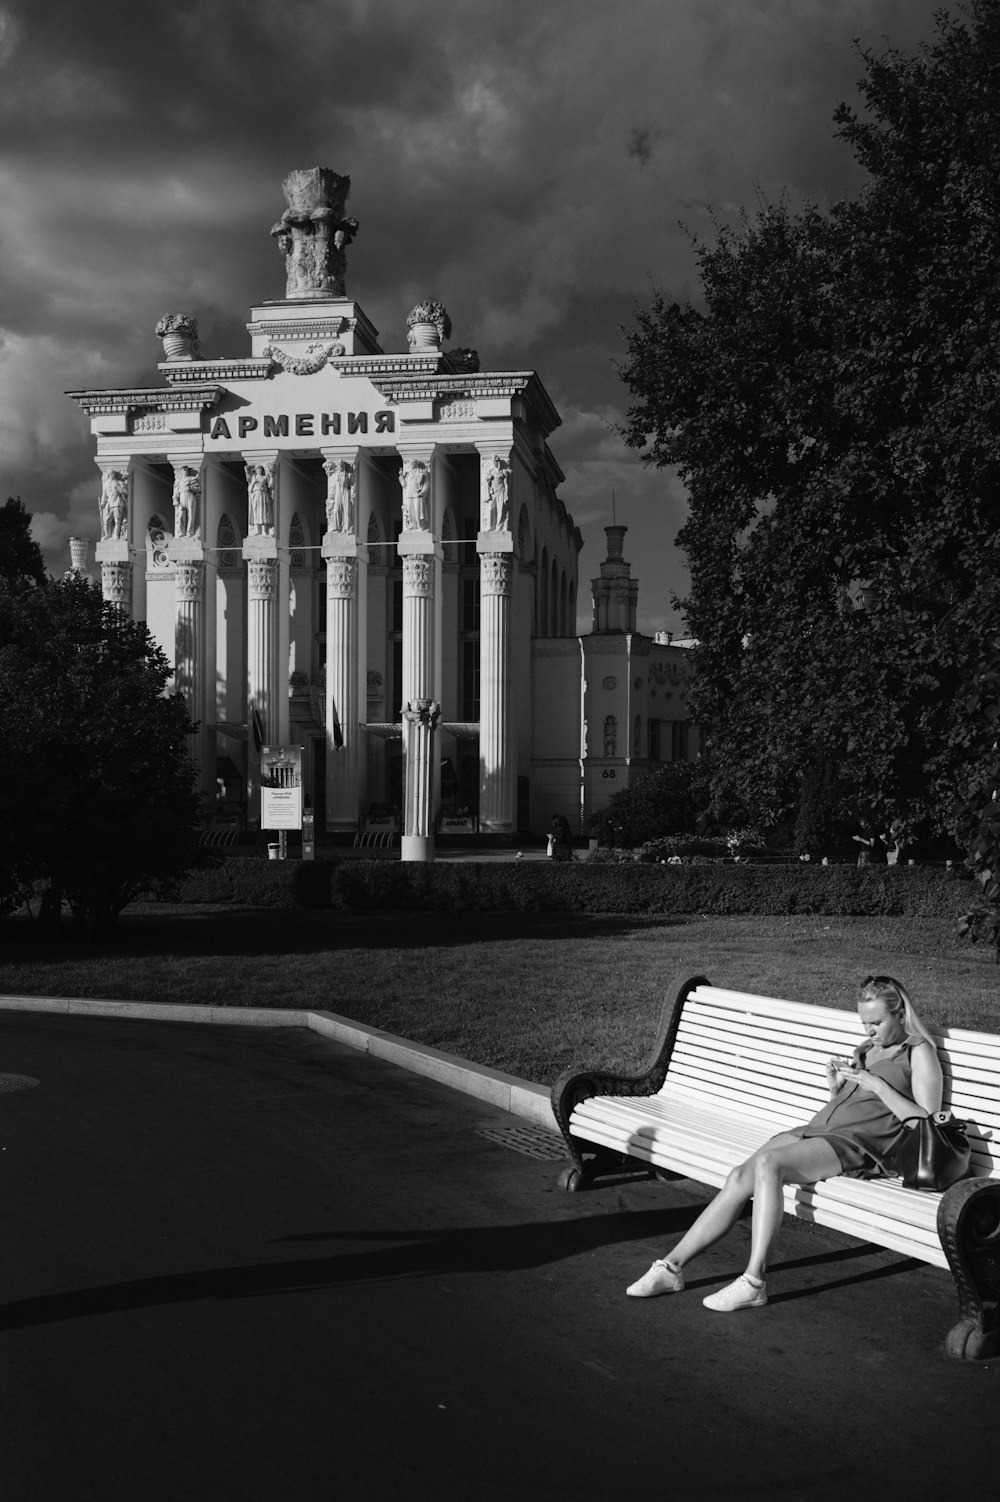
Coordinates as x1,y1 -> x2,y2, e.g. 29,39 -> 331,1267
323,533 -> 363,831
402,698 -> 440,862
477,531 -> 515,833
244,534 -> 279,830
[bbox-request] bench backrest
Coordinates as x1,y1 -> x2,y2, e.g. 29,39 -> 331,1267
668,985 -> 1000,1181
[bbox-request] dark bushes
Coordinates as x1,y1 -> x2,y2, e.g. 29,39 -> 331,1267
169,857 -> 970,919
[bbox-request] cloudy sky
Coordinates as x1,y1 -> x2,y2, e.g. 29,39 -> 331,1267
0,0 -> 947,633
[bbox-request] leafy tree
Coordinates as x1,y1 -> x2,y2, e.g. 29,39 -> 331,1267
0,574 -> 202,933
619,1 -> 1000,847
0,497 -> 46,586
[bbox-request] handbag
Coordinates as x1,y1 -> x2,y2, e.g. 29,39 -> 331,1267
887,1111 -> 972,1192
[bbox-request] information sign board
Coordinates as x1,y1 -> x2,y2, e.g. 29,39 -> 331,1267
261,745 -> 303,830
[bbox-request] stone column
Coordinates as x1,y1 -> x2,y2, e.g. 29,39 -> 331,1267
477,448 -> 516,833
323,549 -> 361,830
244,537 -> 278,830
321,448 -> 366,831
401,553 -> 436,703
402,698 -> 441,862
397,448 -> 441,846
478,554 -> 515,831
168,538 -> 209,794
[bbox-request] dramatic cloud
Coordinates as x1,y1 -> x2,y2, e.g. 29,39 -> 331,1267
0,0 -> 945,629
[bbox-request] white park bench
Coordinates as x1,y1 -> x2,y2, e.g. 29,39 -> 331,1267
551,976 -> 1000,1359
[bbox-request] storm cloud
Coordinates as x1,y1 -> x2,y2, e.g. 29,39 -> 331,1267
0,0 -> 944,631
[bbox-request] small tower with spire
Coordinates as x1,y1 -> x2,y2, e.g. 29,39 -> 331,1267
591,524 -> 638,633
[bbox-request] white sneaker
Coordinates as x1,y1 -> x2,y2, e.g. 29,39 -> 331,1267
702,1274 -> 767,1312
626,1258 -> 685,1297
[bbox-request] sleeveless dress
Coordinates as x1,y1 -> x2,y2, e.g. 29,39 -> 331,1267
789,1036 -> 926,1178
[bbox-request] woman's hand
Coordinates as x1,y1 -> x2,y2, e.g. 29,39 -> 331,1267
825,1056 -> 852,1090
840,1065 -> 885,1098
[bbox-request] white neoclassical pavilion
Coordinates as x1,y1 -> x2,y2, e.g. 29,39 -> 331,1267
68,169 -> 583,845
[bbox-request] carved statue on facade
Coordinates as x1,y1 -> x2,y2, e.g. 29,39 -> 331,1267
604,715 -> 617,758
245,463 -> 275,535
399,460 -> 430,531
172,465 -> 201,539
482,455 -> 511,531
271,168 -> 359,300
100,470 -> 129,541
323,458 -> 356,534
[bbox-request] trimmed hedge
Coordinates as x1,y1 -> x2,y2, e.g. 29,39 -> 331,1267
168,856 -> 972,919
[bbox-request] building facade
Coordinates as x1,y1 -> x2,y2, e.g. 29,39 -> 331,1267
67,169 -> 694,844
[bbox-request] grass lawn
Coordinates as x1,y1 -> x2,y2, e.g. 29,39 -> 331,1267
2,905 -> 998,1084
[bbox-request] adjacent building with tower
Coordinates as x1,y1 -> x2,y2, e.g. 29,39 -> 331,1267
67,168 -> 696,847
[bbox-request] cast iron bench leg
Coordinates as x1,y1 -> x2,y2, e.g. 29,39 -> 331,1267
938,1178 -> 1000,1360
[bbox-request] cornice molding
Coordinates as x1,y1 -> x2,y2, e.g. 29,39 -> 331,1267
163,360 -> 272,384
66,384 -> 224,416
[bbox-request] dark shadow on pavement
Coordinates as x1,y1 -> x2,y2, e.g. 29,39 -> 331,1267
0,1203 -> 919,1332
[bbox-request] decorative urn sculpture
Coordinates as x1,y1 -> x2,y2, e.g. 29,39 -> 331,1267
407,300 -> 452,352
155,313 -> 200,361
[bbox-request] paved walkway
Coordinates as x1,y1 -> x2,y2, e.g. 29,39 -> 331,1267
0,1009 -> 995,1501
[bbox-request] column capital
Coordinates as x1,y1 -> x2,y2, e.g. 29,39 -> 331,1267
101,559 -> 133,612
326,556 -> 359,597
480,553 -> 513,596
175,558 -> 206,603
402,555 -> 435,595
247,556 -> 278,601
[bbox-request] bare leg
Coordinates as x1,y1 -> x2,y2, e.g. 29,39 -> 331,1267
667,1133 -> 805,1272
744,1136 -> 842,1280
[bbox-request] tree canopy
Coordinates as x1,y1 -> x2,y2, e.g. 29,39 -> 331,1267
0,497 -> 46,587
0,574 -> 203,931
619,1 -> 1000,849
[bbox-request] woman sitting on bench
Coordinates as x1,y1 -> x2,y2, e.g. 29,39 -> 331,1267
626,975 -> 943,1312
